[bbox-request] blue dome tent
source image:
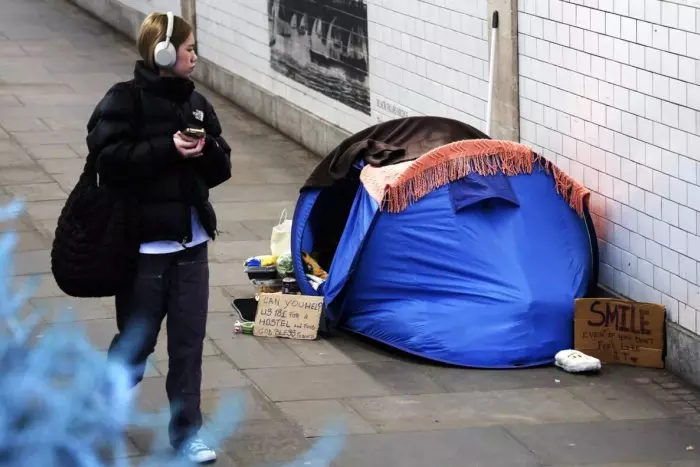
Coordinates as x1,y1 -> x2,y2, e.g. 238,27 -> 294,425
291,117 -> 598,369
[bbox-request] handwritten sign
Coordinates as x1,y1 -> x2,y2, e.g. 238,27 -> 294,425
574,298 -> 666,368
253,293 -> 324,340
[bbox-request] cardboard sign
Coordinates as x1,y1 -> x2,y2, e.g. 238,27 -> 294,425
574,298 -> 666,368
253,293 -> 324,340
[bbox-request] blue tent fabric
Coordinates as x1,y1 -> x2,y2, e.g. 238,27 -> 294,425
292,160 -> 596,369
449,171 -> 520,211
322,188 -> 379,321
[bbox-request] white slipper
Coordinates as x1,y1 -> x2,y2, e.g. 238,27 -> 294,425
554,349 -> 602,373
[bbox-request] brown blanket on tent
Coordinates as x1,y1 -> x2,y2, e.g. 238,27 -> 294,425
302,116 -> 489,189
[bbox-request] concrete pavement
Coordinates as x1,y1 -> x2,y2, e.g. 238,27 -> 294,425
2,0 -> 700,465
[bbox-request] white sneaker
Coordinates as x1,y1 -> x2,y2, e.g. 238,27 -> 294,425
179,437 -> 217,464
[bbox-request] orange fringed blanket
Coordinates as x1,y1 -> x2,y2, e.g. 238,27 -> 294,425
359,139 -> 591,216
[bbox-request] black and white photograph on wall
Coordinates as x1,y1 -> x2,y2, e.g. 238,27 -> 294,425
268,0 -> 370,116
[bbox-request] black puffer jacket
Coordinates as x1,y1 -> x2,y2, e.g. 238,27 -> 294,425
86,61 -> 232,244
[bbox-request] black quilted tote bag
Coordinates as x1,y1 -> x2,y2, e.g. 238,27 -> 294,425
51,84 -> 141,298
50,157 -> 140,298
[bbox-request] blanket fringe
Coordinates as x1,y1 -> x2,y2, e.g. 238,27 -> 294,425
381,139 -> 590,216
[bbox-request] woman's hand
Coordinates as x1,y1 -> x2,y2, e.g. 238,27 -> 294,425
174,131 -> 206,158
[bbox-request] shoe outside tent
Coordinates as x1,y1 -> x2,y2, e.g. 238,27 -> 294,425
291,116 -> 599,369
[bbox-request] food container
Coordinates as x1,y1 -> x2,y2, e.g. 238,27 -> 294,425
251,278 -> 283,300
282,276 -> 300,294
245,265 -> 278,281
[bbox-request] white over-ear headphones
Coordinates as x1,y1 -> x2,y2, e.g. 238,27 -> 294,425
153,11 -> 176,68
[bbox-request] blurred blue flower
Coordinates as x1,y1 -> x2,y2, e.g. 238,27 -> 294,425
0,199 -> 345,466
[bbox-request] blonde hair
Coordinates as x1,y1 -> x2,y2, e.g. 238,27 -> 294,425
137,12 -> 193,70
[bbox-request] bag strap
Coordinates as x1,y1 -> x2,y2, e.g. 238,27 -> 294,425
279,209 -> 288,225
92,81 -> 142,187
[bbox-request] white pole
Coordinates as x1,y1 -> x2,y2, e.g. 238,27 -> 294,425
486,11 -> 499,137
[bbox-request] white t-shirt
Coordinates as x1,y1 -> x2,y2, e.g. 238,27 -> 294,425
139,207 -> 211,254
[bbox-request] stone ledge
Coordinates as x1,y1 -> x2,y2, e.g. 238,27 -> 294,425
665,322 -> 700,390
70,0 -> 145,40
69,0 -> 700,391
595,285 -> 700,390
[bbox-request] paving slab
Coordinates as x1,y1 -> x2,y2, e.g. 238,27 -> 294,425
215,220 -> 264,242
506,419 -> 700,466
214,201 -> 297,223
332,428 -> 541,467
31,295 -> 115,322
35,157 -> 85,175
345,388 -> 605,433
227,167 -> 308,185
23,199 -> 65,220
221,418 -> 311,467
3,0 -> 700,465
199,357 -> 250,391
283,337 -> 356,365
0,149 -> 35,168
566,381 -> 672,420
155,355 -> 248,391
237,219 -> 280,240
224,284 -> 257,300
428,364 -> 602,392
47,317 -> 118,350
153,336 -> 220,362
39,116 -> 91,131
211,183 -> 301,203
52,173 -> 79,192
276,399 -> 376,437
208,262 -> 252,287
214,334 -> 306,370
3,214 -> 46,236
209,240 -> 271,263
0,104 -> 95,122
0,96 -> 22,107
0,167 -> 53,185
13,248 -> 52,275
21,143 -> 81,159
11,229 -> 48,252
0,140 -> 21,150
550,464 -> 663,467
201,387 -> 277,421
0,116 -> 50,133
3,182 -> 68,202
15,273 -> 65,298
356,360 -> 448,395
33,218 -> 59,240
11,129 -> 88,145
245,364 -> 393,401
208,286 -> 236,313
321,333 -> 402,363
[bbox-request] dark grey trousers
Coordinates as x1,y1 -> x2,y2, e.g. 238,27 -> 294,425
107,243 -> 209,448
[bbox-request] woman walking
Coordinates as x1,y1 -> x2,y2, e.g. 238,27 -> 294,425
85,11 -> 231,464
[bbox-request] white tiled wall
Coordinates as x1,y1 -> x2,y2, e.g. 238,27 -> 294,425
518,0 -> 700,334
195,0 -> 490,134
119,0 -> 700,338
121,0 -> 181,15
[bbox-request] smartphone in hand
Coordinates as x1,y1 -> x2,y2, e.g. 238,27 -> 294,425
183,127 -> 206,139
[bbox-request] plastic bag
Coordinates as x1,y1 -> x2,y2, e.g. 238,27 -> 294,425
270,209 -> 292,257
276,252 -> 294,277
